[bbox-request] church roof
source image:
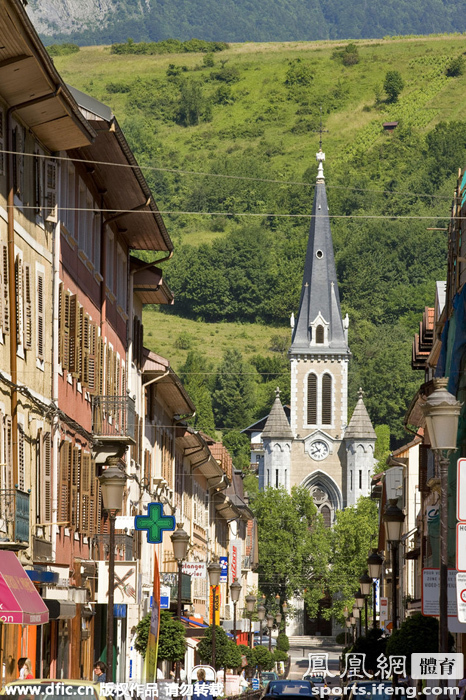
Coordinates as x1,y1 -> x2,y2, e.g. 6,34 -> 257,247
290,151 -> 349,356
345,389 -> 377,440
262,389 -> 294,439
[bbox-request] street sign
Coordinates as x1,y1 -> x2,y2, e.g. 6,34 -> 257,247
220,556 -> 228,583
379,597 -> 388,621
160,585 -> 171,610
458,459 -> 466,521
422,568 -> 458,616
457,523 -> 466,571
252,679 -> 260,690
456,572 -> 466,623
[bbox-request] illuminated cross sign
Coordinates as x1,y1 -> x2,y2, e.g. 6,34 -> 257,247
134,502 -> 176,544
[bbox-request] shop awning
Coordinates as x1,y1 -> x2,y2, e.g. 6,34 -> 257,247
44,600 -> 76,620
0,551 -> 49,624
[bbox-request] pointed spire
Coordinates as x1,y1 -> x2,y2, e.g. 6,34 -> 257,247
262,390 -> 293,440
345,389 -> 376,440
316,149 -> 325,182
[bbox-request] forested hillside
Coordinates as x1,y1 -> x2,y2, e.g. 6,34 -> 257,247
55,36 -> 466,451
28,0 -> 466,45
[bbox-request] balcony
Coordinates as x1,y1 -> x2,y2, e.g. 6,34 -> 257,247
92,395 -> 136,445
94,532 -> 135,560
0,489 -> 30,549
160,572 -> 192,605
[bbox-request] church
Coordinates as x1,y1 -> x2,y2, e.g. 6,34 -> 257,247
243,147 -> 377,634
244,152 -> 377,524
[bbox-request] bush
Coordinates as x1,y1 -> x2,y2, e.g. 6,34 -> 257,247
174,332 -> 194,349
383,70 -> 404,102
276,633 -> 290,652
285,59 -> 313,87
273,649 -> 289,663
210,65 -> 240,83
46,43 -> 80,57
446,56 -> 464,77
269,334 -> 289,353
254,646 -> 275,671
385,613 -> 453,672
335,632 -> 347,644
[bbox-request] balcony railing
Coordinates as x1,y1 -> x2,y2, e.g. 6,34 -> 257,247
94,532 -> 135,560
92,395 -> 136,443
160,572 -> 192,604
0,489 -> 30,545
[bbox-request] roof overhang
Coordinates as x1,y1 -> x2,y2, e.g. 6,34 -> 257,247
175,426 -> 228,487
130,256 -> 174,305
213,493 -> 242,521
68,86 -> 172,253
142,350 -> 195,416
404,379 -> 435,431
0,1 -> 94,150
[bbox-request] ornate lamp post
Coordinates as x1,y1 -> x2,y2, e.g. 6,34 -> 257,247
383,498 -> 405,634
354,591 -> 364,638
367,549 -> 384,630
359,572 -> 372,636
282,601 -> 288,634
421,379 -> 461,654
208,560 -> 222,670
230,578 -> 242,644
267,613 -> 274,652
350,615 -> 356,642
257,605 -> 266,646
98,462 -> 127,683
171,523 -> 190,681
245,593 -> 257,648
345,617 -> 351,646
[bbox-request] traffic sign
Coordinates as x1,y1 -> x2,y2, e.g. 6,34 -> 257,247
457,523 -> 466,571
252,679 -> 260,690
456,572 -> 466,623
457,459 -> 466,521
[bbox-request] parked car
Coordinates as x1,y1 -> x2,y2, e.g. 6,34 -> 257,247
263,680 -> 315,698
261,672 -> 279,688
302,675 -> 327,689
254,632 -> 277,648
1,680 -> 103,700
347,680 -> 394,700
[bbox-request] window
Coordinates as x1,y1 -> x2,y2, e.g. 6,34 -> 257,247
44,159 -> 57,222
307,374 -> 317,424
12,123 -> 25,200
320,505 -> 331,528
36,271 -> 44,362
316,325 -> 324,343
60,163 -> 76,236
0,245 -> 9,337
275,469 -> 279,488
359,470 -> 362,489
37,429 -> 52,524
322,374 -> 332,425
106,232 -> 115,294
18,424 -> 25,491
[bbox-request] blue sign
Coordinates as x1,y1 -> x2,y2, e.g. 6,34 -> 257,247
252,679 -> 260,690
220,556 -> 228,583
160,595 -> 170,609
134,502 -> 176,544
114,604 -> 127,618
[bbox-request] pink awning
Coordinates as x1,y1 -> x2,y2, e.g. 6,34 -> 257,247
0,551 -> 49,624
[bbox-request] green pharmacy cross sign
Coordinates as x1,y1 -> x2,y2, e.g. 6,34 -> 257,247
134,502 -> 176,544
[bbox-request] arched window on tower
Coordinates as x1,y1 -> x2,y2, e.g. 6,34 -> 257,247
316,325 -> 324,344
320,505 -> 331,528
307,374 -> 317,424
322,374 -> 332,425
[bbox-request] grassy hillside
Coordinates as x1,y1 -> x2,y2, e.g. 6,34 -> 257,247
55,36 -> 466,442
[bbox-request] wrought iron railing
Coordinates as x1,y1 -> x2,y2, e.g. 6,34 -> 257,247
94,532 -> 135,560
92,395 -> 136,442
0,488 -> 30,543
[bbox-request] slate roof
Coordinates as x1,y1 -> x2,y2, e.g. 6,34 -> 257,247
262,389 -> 294,439
345,389 -> 377,440
290,154 -> 349,356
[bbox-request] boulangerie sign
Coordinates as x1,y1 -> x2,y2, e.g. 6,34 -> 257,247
182,562 -> 207,579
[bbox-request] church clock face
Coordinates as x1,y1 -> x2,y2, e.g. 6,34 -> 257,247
309,440 -> 329,461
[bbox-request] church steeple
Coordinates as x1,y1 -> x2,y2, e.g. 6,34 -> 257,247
290,150 -> 349,357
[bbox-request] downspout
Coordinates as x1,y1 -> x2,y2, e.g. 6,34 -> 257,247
6,88 -> 61,487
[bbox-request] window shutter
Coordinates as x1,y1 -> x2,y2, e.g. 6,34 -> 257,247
37,272 -> 45,361
1,245 -> 8,335
97,336 -> 104,396
34,153 -> 43,215
4,416 -> 12,491
69,296 -> 83,378
307,374 -> 317,424
90,459 -> 101,534
59,285 -> 71,370
144,449 -> 150,486
58,441 -> 71,523
81,313 -> 91,387
81,452 -> 91,536
15,255 -> 23,345
23,264 -> 32,350
13,126 -> 24,199
71,445 -> 80,530
18,425 -> 25,491
44,159 -> 58,222
322,374 -> 332,425
419,444 -> 429,494
88,323 -> 97,394
41,431 -> 52,523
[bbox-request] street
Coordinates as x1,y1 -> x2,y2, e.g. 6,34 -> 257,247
287,637 -> 343,683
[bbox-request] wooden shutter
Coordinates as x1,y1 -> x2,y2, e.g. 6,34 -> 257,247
4,416 -> 12,491
144,449 -> 151,486
34,153 -> 43,215
15,255 -> 23,345
81,313 -> 91,387
90,459 -> 100,534
307,374 -> 317,424
58,441 -> 71,523
37,272 -> 45,361
59,284 -> 71,370
88,323 -> 97,394
1,246 -> 8,335
41,431 -> 52,523
322,374 -> 332,425
23,264 -> 32,350
97,336 -> 104,396
71,445 -> 80,530
44,159 -> 58,222
81,452 -> 91,536
419,444 -> 429,494
18,425 -> 25,491
69,296 -> 83,378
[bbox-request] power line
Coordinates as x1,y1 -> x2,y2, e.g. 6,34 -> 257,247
2,148 -> 455,200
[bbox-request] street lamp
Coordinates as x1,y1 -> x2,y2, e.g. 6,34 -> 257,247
99,462 -> 127,683
245,593 -> 257,648
230,578 -> 242,644
257,605 -> 266,646
267,613 -> 274,652
367,550 -> 383,630
208,559 -> 222,670
421,379 -> 461,654
345,617 -> 351,646
383,498 -> 405,634
349,615 -> 356,642
359,572 -> 372,636
282,601 -> 288,634
171,523 -> 190,681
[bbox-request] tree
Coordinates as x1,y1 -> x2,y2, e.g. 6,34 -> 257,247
325,497 -> 378,623
386,613 -> 453,671
134,610 -> 186,661
254,646 -> 275,672
251,486 -> 330,617
212,349 -> 256,430
179,351 -> 216,437
374,425 -> 390,466
197,625 -> 239,670
383,70 -> 404,102
446,56 -> 464,77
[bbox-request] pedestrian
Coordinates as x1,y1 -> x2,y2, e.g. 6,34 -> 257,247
17,658 -> 26,679
94,661 -> 107,683
21,658 -> 33,679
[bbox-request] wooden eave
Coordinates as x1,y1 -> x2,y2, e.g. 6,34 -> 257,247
175,427 -> 227,485
142,354 -> 194,417
131,257 -> 174,305
404,379 -> 435,431
69,113 -> 172,253
0,1 -> 94,150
